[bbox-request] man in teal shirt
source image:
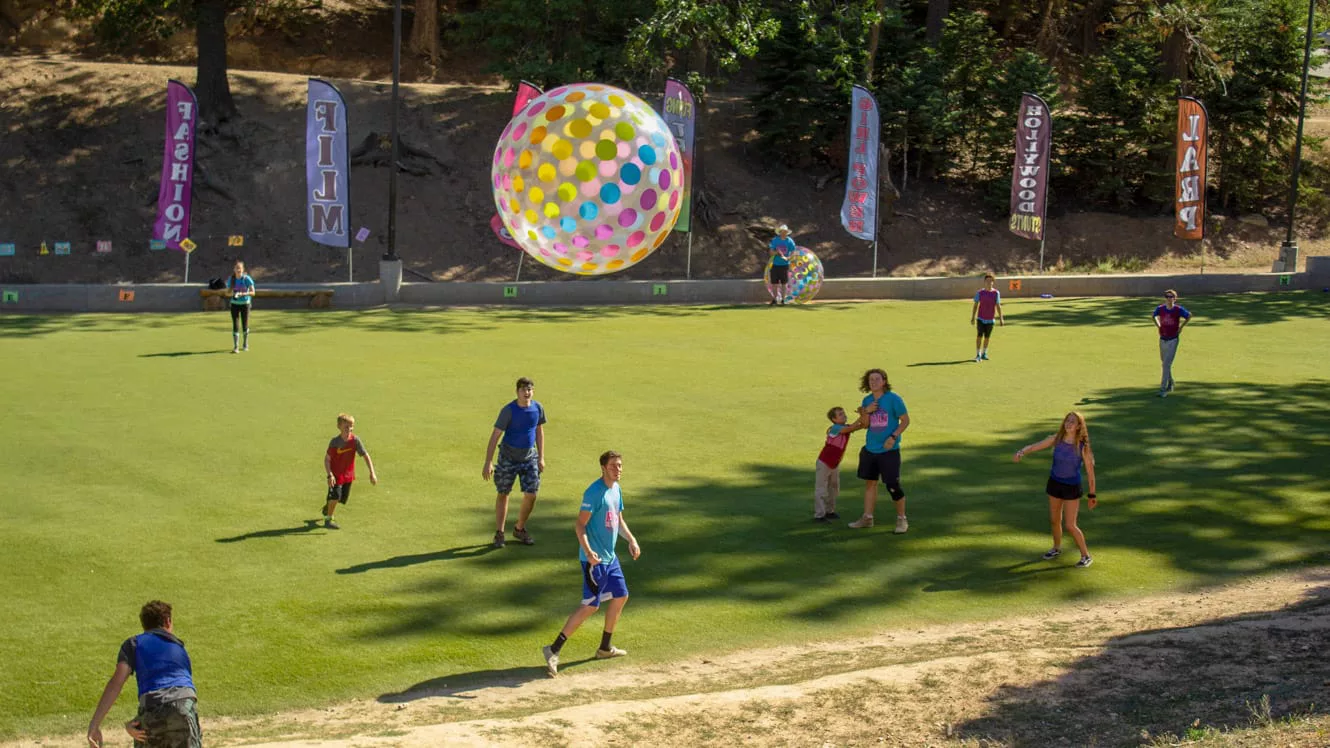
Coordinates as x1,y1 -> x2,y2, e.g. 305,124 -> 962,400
541,451 -> 641,677
768,224 -> 796,305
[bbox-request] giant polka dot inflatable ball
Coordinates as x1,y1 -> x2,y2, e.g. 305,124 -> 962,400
764,247 -> 825,304
491,84 -> 685,275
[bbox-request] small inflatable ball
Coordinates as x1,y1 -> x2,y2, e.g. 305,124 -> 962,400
491,84 -> 685,275
765,247 -> 825,304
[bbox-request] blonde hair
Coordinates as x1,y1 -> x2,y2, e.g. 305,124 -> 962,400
337,413 -> 355,427
1055,411 -> 1089,448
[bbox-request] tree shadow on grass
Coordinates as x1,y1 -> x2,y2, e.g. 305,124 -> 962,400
335,544 -> 499,574
956,578 -> 1330,746
377,660 -> 597,704
1010,290 -> 1330,328
215,520 -> 323,543
342,380 -> 1330,645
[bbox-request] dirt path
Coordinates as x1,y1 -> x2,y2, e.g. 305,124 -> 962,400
18,568 -> 1323,747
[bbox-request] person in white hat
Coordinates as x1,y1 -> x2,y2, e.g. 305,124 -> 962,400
768,225 -> 796,305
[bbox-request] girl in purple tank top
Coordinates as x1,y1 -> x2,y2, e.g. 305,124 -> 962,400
1013,411 -> 1098,568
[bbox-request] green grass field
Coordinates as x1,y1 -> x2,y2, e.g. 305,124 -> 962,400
2,293 -> 1328,739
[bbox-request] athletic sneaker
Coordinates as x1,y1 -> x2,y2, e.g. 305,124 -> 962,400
324,518 -> 340,530
596,646 -> 628,659
1166,379 -> 1175,392
1076,556 -> 1093,568
1159,390 -> 1169,398
769,299 -> 777,306
514,527 -> 535,545
974,354 -> 982,362
980,352 -> 989,360
493,530 -> 506,549
825,512 -> 840,520
894,516 -> 909,534
848,515 -> 874,529
242,345 -> 249,352
231,348 -> 239,354
813,515 -> 829,523
542,645 -> 559,677
1041,547 -> 1062,560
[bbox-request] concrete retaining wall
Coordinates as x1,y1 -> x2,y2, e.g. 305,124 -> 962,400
1,263 -> 1325,313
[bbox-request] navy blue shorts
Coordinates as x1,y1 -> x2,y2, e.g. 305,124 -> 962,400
581,558 -> 629,607
494,454 -> 540,495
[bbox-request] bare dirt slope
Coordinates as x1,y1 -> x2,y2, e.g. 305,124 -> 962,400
12,568 -> 1324,747
0,57 -> 1315,288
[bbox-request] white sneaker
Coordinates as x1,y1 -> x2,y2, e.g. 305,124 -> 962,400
894,516 -> 909,534
595,646 -> 628,659
542,645 -> 559,677
848,515 -> 874,529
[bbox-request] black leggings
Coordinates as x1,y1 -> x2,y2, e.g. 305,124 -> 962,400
230,303 -> 250,333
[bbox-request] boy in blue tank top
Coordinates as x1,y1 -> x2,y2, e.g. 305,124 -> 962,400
88,600 -> 201,747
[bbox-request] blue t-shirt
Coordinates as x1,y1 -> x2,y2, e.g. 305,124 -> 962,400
494,400 -> 545,461
769,236 -> 795,266
861,391 -> 908,453
579,478 -> 623,564
228,274 -> 255,305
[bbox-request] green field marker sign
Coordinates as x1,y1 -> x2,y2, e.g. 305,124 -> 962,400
1280,275 -> 1291,287
653,284 -> 668,296
503,286 -> 518,298
2,290 -> 18,303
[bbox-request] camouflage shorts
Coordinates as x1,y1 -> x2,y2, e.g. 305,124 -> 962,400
134,698 -> 201,748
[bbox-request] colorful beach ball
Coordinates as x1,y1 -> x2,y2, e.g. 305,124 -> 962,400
491,83 -> 685,275
765,247 -> 825,304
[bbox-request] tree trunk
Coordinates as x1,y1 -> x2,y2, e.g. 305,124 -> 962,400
865,0 -> 889,81
925,0 -> 950,44
194,0 -> 237,123
409,0 -> 439,63
1161,27 -> 1189,90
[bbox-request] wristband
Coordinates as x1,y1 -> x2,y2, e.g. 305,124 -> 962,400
1087,493 -> 1097,499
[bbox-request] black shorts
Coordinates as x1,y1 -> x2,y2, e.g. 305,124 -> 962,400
976,320 -> 995,337
328,481 -> 353,504
769,264 -> 790,284
856,448 -> 901,484
1045,477 -> 1082,501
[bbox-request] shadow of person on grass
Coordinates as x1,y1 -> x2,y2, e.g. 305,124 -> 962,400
955,578 -> 1330,745
907,359 -> 975,367
215,520 -> 323,543
138,350 -> 229,358
335,544 -> 499,574
378,660 -> 597,703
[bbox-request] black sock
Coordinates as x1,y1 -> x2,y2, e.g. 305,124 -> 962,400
550,633 -> 567,654
600,631 -> 613,651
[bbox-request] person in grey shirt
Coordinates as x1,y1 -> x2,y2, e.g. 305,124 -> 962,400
483,377 -> 547,548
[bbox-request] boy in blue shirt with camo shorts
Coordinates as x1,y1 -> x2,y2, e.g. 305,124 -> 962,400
483,377 -> 547,548
542,451 -> 642,677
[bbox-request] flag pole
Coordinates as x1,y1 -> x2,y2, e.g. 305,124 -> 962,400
1038,237 -> 1045,272
349,246 -> 354,282
515,252 -> 524,282
184,250 -> 190,284
872,240 -> 878,278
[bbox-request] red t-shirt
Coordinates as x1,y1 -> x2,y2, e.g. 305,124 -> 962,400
817,425 -> 851,468
327,435 -> 367,485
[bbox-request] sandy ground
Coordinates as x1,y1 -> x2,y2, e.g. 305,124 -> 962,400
13,567 -> 1327,747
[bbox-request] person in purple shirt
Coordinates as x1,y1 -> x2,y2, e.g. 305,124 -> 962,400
969,273 -> 1005,361
1152,289 -> 1191,398
1013,411 -> 1098,568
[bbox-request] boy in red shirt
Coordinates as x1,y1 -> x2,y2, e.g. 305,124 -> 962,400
323,413 -> 378,530
813,407 -> 865,522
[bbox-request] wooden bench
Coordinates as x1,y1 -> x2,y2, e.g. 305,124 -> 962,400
200,288 -> 334,311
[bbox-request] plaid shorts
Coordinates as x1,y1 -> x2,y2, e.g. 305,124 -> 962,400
494,453 -> 540,495
134,698 -> 201,748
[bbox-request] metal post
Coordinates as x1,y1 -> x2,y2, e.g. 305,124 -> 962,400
1038,237 -> 1045,273
685,231 -> 694,280
871,240 -> 878,278
1282,0 -> 1316,260
184,251 -> 190,284
348,247 -> 353,282
386,0 -> 402,261
515,252 -> 524,282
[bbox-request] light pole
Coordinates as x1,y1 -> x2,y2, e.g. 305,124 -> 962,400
1281,0 -> 1317,269
386,0 -> 402,261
